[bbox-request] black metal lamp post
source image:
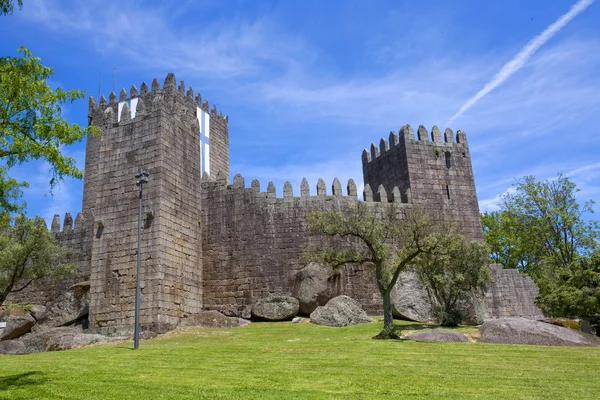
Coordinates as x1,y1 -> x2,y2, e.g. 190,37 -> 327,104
134,170 -> 149,350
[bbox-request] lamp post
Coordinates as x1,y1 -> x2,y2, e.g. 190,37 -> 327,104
134,170 -> 149,350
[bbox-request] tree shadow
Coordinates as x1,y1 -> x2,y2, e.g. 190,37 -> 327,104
0,371 -> 46,392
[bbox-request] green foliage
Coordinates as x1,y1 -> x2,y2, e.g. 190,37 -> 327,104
0,0 -> 22,15
481,174 -> 599,319
0,214 -> 74,306
1,322 -> 600,399
414,233 -> 491,326
536,249 -> 600,320
306,203 -> 443,333
0,47 -> 94,225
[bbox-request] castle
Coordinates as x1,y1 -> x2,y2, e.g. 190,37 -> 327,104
9,73 -> 543,334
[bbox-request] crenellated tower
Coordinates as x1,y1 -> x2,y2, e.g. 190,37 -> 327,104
84,73 -> 229,334
362,124 -> 483,240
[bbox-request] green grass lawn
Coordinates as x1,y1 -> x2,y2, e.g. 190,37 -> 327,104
0,320 -> 599,399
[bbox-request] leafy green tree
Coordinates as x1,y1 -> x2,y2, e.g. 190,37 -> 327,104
482,174 -> 599,318
0,0 -> 22,15
0,47 -> 93,225
306,203 -> 443,337
413,233 -> 491,326
0,215 -> 74,306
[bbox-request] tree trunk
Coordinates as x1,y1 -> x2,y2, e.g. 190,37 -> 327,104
382,289 -> 393,332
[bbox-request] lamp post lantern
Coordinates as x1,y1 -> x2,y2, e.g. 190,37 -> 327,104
134,170 -> 149,350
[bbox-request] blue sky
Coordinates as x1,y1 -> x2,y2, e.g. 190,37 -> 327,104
1,0 -> 599,225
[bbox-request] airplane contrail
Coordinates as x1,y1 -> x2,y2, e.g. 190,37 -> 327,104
448,0 -> 596,125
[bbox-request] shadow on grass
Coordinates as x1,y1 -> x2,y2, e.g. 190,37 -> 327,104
0,371 -> 46,392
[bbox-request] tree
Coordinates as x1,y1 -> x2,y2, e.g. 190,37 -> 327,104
0,0 -> 22,15
0,46 -> 93,225
536,249 -> 599,320
306,203 -> 443,338
482,174 -> 599,318
413,233 -> 491,326
0,215 -> 74,306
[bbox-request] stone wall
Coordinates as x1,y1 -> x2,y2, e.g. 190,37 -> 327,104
6,213 -> 91,306
200,174 -> 413,315
481,264 -> 544,320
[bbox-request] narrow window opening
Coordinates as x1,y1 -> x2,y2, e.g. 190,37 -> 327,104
446,185 -> 450,200
462,152 -> 466,158
445,151 -> 452,169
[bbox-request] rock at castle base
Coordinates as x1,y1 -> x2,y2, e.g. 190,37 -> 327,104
1,327 -> 122,354
0,339 -> 27,354
479,318 -> 600,347
179,310 -> 250,328
292,262 -> 339,316
0,314 -> 36,341
30,305 -> 47,321
406,329 -> 469,343
391,271 -> 436,323
221,306 -> 251,320
251,296 -> 299,321
35,282 -> 89,330
310,295 -> 374,327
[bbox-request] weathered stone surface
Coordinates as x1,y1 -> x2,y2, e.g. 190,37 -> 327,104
14,327 -> 121,354
479,318 -> 600,347
252,296 -> 299,321
391,270 -> 435,323
0,339 -> 26,354
179,310 -> 249,328
406,329 -> 469,343
30,305 -> 47,321
221,306 -> 251,320
36,283 -> 89,330
139,331 -> 158,340
292,262 -> 338,316
310,295 -> 374,327
0,314 -> 36,341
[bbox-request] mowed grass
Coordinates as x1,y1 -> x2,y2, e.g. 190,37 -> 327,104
1,320 -> 599,399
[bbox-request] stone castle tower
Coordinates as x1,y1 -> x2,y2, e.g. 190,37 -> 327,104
9,73 -> 543,334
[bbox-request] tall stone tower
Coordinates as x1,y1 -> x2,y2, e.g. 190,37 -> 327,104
84,73 -> 229,334
362,125 -> 483,240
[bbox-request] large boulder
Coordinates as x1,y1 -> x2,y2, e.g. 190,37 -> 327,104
390,270 -> 435,323
406,329 -> 469,343
14,327 -> 120,354
480,318 -> 600,346
179,310 -> 250,328
310,295 -> 374,327
251,295 -> 299,321
0,314 -> 36,341
292,262 -> 339,315
0,339 -> 27,355
35,282 -> 89,330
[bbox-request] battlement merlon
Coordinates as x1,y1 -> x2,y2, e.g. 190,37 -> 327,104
87,72 -> 229,125
361,124 -> 469,164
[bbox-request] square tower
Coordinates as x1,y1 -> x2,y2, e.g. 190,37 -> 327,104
83,73 -> 229,334
362,124 -> 483,241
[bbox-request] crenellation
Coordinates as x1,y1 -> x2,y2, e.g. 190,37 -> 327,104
152,78 -> 160,91
51,214 -> 61,233
431,125 -> 442,142
417,125 -> 429,141
283,181 -> 293,198
251,178 -> 260,191
364,183 -> 373,202
316,178 -> 326,196
109,91 -> 117,105
232,173 -> 245,189
89,95 -> 97,111
301,178 -> 310,197
163,72 -> 176,91
119,102 -> 131,122
119,88 -> 127,101
389,131 -> 398,147
361,149 -> 370,163
377,185 -> 388,203
186,86 -> 193,99
140,82 -> 148,94
130,85 -> 138,97
379,138 -> 389,154
178,80 -> 185,94
347,179 -> 357,198
63,213 -> 73,233
332,178 -> 342,197
456,129 -> 467,144
444,127 -> 454,143
267,181 -> 276,196
392,187 -> 401,203
99,95 -> 107,107
370,143 -> 379,160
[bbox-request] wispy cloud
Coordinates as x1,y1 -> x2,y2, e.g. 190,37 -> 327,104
448,0 -> 596,124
